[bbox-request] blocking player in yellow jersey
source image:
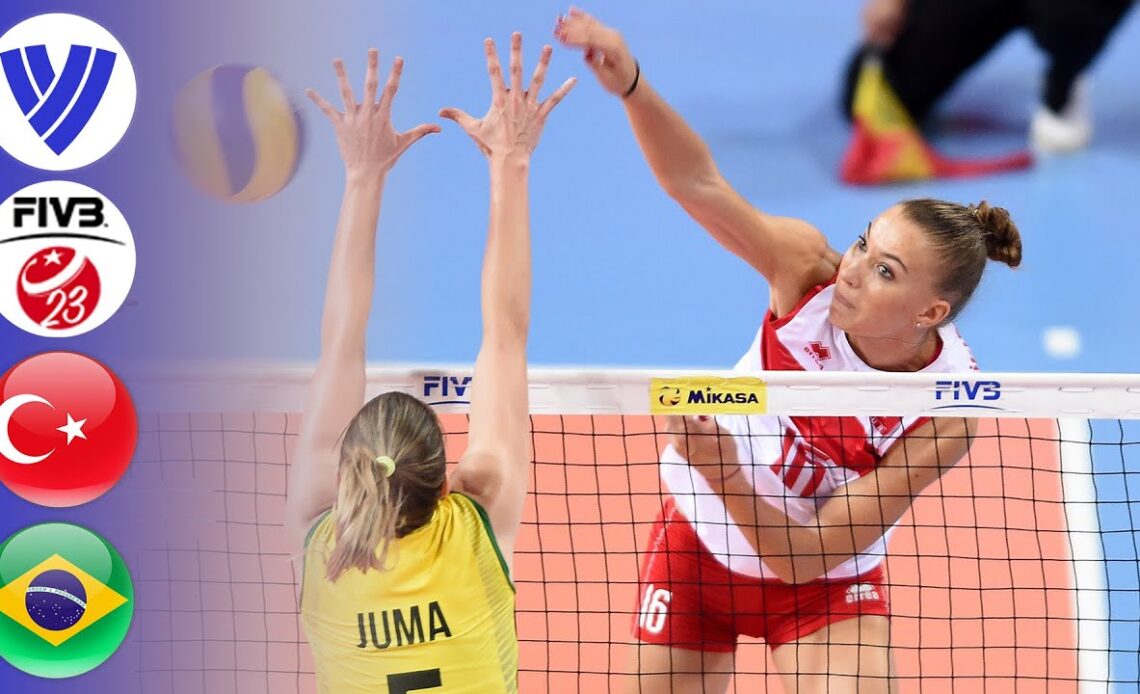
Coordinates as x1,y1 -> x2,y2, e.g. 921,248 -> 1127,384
285,35 -> 575,694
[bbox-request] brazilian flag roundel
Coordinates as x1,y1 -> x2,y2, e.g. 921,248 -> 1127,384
0,523 -> 133,678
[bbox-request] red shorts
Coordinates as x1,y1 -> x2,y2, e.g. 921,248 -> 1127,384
632,498 -> 890,652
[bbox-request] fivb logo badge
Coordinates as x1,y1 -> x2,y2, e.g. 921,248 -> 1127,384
0,14 -> 136,170
0,181 -> 136,338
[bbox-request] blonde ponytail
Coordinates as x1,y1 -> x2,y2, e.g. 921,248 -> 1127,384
325,391 -> 448,581
326,448 -> 403,581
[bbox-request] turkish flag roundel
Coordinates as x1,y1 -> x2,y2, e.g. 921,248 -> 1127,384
0,352 -> 137,507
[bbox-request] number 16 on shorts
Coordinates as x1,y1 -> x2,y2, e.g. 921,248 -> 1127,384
638,583 -> 672,635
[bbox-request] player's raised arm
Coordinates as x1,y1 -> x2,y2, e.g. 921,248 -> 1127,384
441,34 -> 575,562
555,8 -> 837,311
285,50 -> 439,550
670,414 -> 976,583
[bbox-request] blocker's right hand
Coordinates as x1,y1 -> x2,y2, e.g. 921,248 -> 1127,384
439,33 -> 575,163
554,8 -> 639,98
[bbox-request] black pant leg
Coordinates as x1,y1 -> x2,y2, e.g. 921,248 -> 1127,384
1027,0 -> 1135,112
842,0 -> 1025,123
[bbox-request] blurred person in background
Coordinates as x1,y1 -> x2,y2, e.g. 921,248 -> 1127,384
843,0 -> 1135,154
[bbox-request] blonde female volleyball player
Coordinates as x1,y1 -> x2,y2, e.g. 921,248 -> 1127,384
557,9 -> 1022,694
284,38 -> 573,694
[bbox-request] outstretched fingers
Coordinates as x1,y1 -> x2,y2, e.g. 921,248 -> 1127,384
332,58 -> 356,112
306,88 -> 340,122
527,45 -> 553,106
438,107 -> 478,132
440,105 -> 491,157
396,122 -> 442,157
509,32 -> 524,99
403,122 -> 442,141
362,48 -> 379,106
484,38 -> 506,106
538,77 -> 577,119
379,56 -> 404,115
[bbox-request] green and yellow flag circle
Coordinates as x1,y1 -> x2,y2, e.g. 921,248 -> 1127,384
0,523 -> 133,678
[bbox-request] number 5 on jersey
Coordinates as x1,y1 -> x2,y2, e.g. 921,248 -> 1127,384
388,668 -> 441,693
638,584 -> 671,635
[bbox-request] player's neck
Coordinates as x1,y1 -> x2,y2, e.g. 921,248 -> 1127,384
846,329 -> 941,372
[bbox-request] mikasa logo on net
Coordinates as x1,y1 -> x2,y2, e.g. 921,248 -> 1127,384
650,377 -> 767,415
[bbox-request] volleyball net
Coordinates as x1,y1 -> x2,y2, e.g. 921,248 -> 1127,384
128,367 -> 1140,693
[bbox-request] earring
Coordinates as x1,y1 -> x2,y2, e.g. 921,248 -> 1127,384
915,322 -> 923,329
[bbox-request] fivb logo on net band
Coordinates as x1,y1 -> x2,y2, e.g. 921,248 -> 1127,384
0,14 -> 136,170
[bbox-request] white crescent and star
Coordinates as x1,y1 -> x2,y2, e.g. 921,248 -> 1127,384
58,413 -> 87,445
20,250 -> 86,295
0,394 -> 86,465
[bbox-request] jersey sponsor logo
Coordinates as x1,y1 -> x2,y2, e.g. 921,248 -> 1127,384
803,340 -> 832,369
650,377 -> 766,415
845,582 -> 880,604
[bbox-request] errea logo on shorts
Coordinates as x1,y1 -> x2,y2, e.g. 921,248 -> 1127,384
845,583 -> 880,604
0,14 -> 137,170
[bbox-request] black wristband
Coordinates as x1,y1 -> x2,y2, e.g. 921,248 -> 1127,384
622,60 -> 640,99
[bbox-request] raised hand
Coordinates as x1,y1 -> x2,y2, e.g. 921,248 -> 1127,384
554,8 -> 639,98
662,415 -> 743,485
307,49 -> 440,176
439,33 -> 575,163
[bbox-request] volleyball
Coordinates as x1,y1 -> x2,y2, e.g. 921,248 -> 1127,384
172,65 -> 303,203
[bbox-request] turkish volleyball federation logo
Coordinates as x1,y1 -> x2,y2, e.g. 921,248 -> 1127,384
0,14 -> 136,170
0,523 -> 133,678
0,352 -> 137,507
0,181 -> 135,337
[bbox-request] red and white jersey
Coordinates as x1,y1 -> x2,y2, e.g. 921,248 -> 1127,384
660,277 -> 978,580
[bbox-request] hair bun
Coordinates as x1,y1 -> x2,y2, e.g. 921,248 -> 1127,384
971,201 -> 1022,268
